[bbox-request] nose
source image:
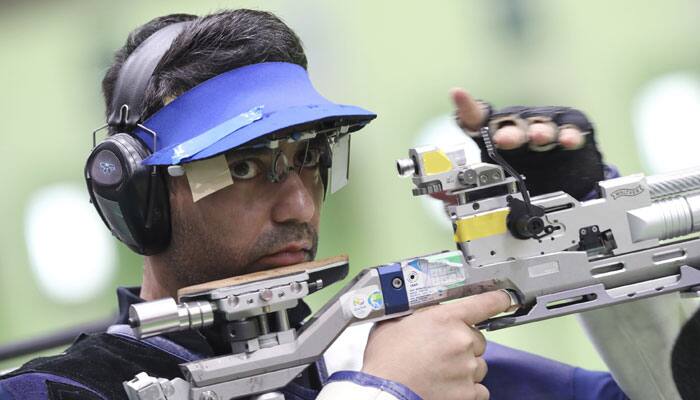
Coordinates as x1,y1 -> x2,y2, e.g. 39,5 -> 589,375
271,170 -> 317,224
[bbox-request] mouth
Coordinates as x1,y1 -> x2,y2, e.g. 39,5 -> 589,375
253,242 -> 312,270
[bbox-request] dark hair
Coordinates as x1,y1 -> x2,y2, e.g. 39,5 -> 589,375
101,10 -> 308,131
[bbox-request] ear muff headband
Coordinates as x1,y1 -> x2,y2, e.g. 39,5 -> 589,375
108,22 -> 189,130
86,21 -> 189,255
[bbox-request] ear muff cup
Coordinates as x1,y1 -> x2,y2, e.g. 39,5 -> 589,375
85,133 -> 170,255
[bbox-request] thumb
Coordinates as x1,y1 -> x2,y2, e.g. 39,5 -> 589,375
451,87 -> 487,132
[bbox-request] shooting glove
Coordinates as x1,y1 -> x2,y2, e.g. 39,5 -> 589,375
469,105 -> 605,201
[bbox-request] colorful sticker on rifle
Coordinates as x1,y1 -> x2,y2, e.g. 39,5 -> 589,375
341,285 -> 383,319
402,251 -> 465,306
368,290 -> 384,310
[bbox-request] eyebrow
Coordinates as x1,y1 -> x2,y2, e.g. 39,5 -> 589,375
227,146 -> 269,159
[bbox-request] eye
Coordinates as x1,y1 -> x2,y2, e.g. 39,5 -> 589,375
294,146 -> 322,168
229,160 -> 260,180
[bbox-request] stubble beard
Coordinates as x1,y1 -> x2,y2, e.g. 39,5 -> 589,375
160,214 -> 319,290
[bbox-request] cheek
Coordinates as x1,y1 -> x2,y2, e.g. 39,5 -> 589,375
167,191 -> 272,278
188,186 -> 272,245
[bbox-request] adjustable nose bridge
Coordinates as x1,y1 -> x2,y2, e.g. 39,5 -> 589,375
268,151 -> 292,183
268,146 -> 310,183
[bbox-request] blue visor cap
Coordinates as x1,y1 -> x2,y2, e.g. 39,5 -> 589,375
134,62 -> 376,165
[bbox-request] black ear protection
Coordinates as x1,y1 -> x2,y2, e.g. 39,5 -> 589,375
85,22 -> 188,255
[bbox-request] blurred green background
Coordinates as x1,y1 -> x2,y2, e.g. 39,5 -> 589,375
1,0 -> 700,372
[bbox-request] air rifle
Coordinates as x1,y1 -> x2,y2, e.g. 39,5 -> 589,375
123,128 -> 700,400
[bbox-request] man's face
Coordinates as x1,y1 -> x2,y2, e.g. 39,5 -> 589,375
162,139 -> 325,289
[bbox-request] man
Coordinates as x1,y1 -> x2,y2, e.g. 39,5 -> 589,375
0,9 -> 629,400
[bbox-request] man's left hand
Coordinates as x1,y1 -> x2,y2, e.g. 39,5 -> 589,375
451,88 -> 606,201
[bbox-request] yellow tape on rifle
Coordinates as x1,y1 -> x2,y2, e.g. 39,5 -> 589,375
421,150 -> 452,175
453,209 -> 509,242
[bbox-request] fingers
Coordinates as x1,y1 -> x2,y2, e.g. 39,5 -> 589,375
474,383 -> 490,400
452,94 -> 588,151
558,125 -> 586,149
527,122 -> 557,146
474,357 -> 488,382
490,122 -> 584,151
492,125 -> 527,150
451,88 -> 487,132
444,290 -> 512,326
471,326 -> 487,356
